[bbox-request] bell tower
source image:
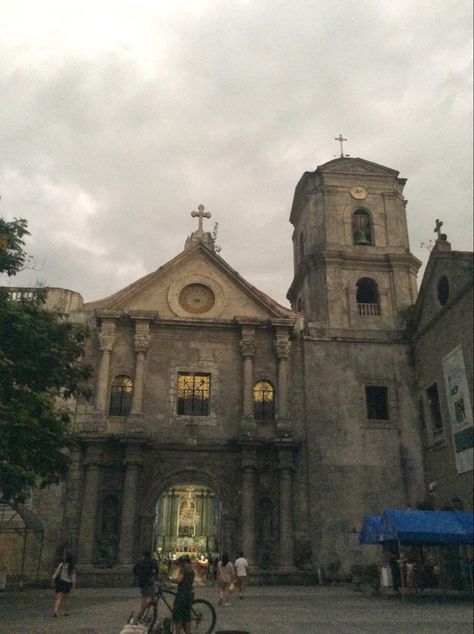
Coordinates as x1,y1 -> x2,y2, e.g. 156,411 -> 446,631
287,157 -> 421,335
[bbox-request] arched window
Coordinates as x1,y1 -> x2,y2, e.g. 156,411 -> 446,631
437,275 -> 449,306
352,209 -> 373,245
356,278 -> 380,316
297,297 -> 304,312
109,375 -> 134,416
253,381 -> 275,420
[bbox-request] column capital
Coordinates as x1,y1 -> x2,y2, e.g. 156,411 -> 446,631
134,334 -> 150,353
98,334 -> 115,353
134,320 -> 151,352
240,338 -> 256,358
275,337 -> 290,359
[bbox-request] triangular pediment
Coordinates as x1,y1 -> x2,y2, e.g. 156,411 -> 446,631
411,249 -> 473,333
84,243 -> 294,321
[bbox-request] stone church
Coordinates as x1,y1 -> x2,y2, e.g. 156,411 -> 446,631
2,156 -> 473,584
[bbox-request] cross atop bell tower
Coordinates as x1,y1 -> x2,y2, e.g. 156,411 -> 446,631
334,134 -> 349,158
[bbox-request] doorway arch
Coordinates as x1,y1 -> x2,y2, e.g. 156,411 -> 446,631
153,483 -> 222,561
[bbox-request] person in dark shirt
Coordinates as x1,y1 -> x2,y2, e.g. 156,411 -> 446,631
171,555 -> 195,634
132,550 -> 159,621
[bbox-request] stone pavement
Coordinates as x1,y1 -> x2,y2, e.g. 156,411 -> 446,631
0,585 -> 472,634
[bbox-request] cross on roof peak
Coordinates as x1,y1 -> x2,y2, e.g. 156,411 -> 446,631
191,204 -> 212,233
434,218 -> 447,242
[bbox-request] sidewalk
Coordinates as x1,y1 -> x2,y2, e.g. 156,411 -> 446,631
0,584 -> 472,634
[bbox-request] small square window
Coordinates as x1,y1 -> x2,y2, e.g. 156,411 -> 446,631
365,386 -> 389,420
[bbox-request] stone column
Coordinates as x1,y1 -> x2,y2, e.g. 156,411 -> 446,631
275,328 -> 291,435
95,319 -> 116,413
131,320 -> 150,415
240,449 -> 257,564
240,325 -> 256,434
118,444 -> 143,566
278,447 -> 295,570
77,444 -> 102,566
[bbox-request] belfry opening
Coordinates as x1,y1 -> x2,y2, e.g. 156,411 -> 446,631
153,485 -> 222,563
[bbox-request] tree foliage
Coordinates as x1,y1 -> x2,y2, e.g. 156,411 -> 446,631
0,217 -> 30,275
0,217 -> 92,502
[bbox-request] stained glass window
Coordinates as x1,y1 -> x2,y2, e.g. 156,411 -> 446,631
177,373 -> 210,416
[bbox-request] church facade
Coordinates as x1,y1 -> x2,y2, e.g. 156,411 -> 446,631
2,156 -> 472,584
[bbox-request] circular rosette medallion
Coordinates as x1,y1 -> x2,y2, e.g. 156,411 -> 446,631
178,283 -> 215,314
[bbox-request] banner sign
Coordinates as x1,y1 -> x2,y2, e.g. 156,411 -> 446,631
442,345 -> 473,474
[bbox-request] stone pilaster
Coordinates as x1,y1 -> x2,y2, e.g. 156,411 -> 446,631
131,320 -> 150,415
239,324 -> 256,435
118,444 -> 143,566
95,319 -> 116,413
77,444 -> 102,566
278,447 -> 295,570
275,328 -> 291,436
240,448 -> 257,564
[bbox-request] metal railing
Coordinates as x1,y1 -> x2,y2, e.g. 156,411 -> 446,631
357,302 -> 381,316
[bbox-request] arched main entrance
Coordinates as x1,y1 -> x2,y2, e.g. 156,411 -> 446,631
153,484 -> 222,565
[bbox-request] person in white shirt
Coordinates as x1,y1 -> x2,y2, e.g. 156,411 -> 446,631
234,552 -> 249,599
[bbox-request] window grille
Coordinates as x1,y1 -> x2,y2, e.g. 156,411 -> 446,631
253,381 -> 275,420
177,373 -> 210,416
109,375 -> 134,416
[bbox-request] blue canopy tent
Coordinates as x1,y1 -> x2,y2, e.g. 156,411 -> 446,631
359,515 -> 382,544
379,510 -> 474,545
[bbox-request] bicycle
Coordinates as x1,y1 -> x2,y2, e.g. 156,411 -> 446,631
130,577 -> 216,633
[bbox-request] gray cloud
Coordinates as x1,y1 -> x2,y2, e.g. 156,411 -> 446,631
1,0 -> 472,305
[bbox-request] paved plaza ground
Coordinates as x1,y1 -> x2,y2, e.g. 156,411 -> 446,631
0,584 -> 472,634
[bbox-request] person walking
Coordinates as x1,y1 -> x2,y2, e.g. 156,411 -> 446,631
171,555 -> 195,634
217,553 -> 235,607
132,550 -> 159,621
52,551 -> 76,617
234,552 -> 249,600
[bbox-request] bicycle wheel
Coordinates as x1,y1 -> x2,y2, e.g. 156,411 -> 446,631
140,602 -> 158,633
190,598 -> 216,633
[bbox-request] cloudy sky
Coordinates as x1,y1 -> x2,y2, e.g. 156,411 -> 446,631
1,0 -> 472,306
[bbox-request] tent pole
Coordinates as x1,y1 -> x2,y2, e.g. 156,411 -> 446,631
398,539 -> 405,603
